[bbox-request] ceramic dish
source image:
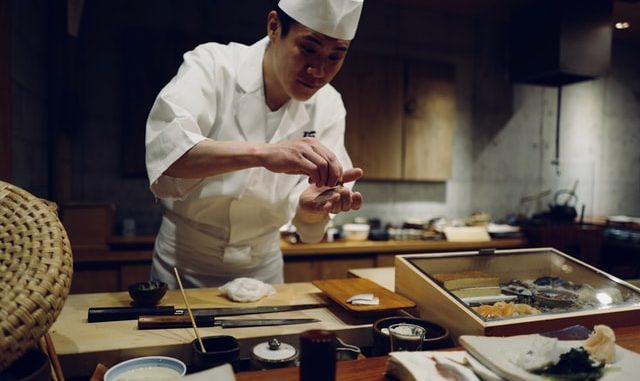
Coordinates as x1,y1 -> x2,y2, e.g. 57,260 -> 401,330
103,356 -> 186,381
460,334 -> 640,381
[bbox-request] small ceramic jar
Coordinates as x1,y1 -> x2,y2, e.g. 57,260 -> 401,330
251,338 -> 298,369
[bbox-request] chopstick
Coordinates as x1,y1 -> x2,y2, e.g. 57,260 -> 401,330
173,267 -> 206,353
39,332 -> 65,381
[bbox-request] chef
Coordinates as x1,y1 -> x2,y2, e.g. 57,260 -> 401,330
145,0 -> 365,288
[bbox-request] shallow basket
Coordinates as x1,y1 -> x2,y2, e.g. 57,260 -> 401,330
0,181 -> 73,371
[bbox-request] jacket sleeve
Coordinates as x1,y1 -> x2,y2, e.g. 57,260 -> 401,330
145,44 -> 220,199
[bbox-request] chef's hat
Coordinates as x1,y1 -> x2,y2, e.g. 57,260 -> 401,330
278,0 -> 364,40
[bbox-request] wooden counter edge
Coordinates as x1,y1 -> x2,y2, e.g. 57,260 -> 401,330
73,237 -> 527,262
236,325 -> 640,381
280,237 -> 527,256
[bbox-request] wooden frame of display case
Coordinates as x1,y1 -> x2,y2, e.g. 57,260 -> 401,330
395,247 -> 640,342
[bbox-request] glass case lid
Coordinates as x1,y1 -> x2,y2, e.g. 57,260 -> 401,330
404,248 -> 640,322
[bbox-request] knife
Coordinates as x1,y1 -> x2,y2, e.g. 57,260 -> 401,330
87,303 -> 327,323
138,315 -> 320,329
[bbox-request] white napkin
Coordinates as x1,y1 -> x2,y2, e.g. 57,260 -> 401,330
386,350 -> 500,381
218,277 -> 276,302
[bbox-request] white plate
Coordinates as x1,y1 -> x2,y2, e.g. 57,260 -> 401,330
460,334 -> 639,381
606,215 -> 640,224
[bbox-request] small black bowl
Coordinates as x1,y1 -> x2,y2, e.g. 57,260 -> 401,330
128,281 -> 168,306
191,335 -> 240,372
371,316 -> 452,356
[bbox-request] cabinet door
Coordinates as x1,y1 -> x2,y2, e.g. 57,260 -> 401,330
403,61 -> 456,181
332,52 -> 404,180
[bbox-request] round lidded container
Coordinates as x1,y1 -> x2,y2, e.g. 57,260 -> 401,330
251,338 -> 298,369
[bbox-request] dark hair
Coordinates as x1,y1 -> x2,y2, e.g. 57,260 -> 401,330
275,6 -> 298,37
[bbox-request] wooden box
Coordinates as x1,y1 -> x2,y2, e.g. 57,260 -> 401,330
394,247 -> 640,342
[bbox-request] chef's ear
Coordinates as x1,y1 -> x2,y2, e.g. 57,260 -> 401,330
267,10 -> 280,42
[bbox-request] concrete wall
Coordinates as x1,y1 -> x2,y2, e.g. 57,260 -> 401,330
10,0 -> 640,233
468,41 -> 640,223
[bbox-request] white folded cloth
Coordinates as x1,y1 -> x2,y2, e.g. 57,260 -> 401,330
218,277 -> 276,302
386,350 -> 501,381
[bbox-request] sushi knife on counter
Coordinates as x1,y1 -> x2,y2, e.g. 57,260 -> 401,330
137,315 -> 320,329
87,303 -> 328,323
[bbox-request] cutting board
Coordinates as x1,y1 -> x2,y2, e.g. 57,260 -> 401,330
312,278 -> 416,316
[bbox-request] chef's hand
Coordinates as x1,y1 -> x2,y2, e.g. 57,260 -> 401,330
259,138 -> 343,187
298,168 -> 364,215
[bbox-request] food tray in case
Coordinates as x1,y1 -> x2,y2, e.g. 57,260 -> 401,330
394,247 -> 640,341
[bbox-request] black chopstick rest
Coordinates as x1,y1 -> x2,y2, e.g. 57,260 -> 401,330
87,306 -> 176,322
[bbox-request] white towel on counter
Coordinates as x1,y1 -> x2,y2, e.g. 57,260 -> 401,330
218,277 -> 276,302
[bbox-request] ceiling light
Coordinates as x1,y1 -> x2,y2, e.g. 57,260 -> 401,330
615,21 -> 630,29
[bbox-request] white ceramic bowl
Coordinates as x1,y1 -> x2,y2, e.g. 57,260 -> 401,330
342,223 -> 370,241
104,356 -> 187,381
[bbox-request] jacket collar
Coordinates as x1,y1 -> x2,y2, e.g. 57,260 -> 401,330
236,37 -> 268,94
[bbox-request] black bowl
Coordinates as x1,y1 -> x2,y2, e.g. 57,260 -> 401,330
191,335 -> 240,372
371,316 -> 452,356
128,281 -> 168,306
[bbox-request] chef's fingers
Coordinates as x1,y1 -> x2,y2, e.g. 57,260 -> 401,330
266,138 -> 343,187
348,191 -> 363,211
301,150 -> 328,187
308,143 -> 342,187
340,167 -> 363,184
323,190 -> 363,213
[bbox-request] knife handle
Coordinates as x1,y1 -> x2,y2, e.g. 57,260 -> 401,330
88,306 -> 175,322
138,315 -> 216,329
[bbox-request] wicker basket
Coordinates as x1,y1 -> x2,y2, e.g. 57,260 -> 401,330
0,181 -> 73,371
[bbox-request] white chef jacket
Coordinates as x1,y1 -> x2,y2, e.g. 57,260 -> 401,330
145,37 -> 353,288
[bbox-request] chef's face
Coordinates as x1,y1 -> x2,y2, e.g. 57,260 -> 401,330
268,12 -> 350,101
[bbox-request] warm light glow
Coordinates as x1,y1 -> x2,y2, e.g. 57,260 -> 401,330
596,292 -> 613,305
615,21 -> 630,30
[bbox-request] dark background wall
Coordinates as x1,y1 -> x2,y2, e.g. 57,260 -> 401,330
7,0 -> 640,236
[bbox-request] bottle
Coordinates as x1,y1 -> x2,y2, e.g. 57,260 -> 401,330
299,329 -> 337,381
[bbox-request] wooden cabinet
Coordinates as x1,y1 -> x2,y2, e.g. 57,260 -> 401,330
522,224 -> 604,267
332,52 -> 456,181
333,53 -> 404,180
71,246 -> 155,294
403,61 -> 456,180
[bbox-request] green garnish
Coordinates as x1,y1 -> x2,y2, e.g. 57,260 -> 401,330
533,347 -> 604,380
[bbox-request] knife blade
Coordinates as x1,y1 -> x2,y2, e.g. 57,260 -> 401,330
87,303 -> 327,323
137,315 -> 320,329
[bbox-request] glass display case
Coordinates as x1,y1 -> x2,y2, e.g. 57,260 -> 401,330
394,248 -> 640,341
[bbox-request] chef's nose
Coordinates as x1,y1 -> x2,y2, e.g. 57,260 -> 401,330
306,61 -> 325,78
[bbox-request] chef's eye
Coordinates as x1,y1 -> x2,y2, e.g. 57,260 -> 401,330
300,45 -> 316,55
328,54 -> 343,62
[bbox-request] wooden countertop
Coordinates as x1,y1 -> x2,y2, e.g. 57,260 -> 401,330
50,283 -> 376,379
51,265 -> 640,380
